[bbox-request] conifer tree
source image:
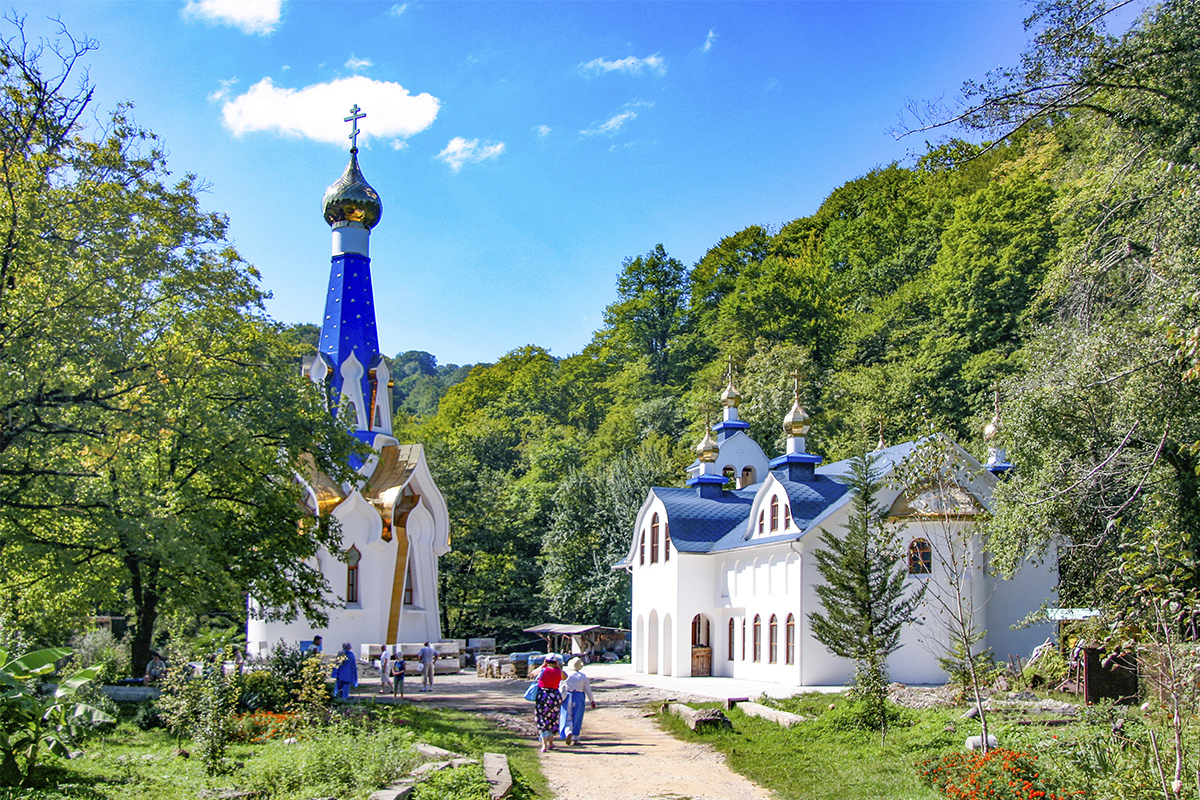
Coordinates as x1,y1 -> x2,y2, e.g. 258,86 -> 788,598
809,451 -> 924,729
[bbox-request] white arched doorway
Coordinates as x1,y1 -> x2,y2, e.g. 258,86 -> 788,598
690,613 -> 712,677
662,614 -> 673,676
647,610 -> 659,674
635,615 -> 645,674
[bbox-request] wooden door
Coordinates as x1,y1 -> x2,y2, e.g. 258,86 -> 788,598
691,646 -> 712,677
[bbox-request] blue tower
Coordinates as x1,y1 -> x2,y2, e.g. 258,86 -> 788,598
305,105 -> 395,445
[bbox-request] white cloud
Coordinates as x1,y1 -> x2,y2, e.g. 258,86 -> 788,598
387,3 -> 408,16
390,140 -> 409,151
436,137 -> 505,171
579,54 -> 666,76
345,55 -> 373,71
581,101 -> 652,137
208,77 -> 239,104
583,110 -> 636,136
702,29 -> 717,53
221,75 -> 439,147
182,0 -> 282,35
533,124 -> 551,138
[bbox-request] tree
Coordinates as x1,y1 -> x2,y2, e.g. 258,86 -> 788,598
895,437 -> 995,751
0,24 -> 355,675
540,442 -> 679,627
603,244 -> 688,386
809,451 -> 923,733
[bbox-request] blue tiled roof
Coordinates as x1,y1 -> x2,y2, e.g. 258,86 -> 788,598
707,475 -> 850,552
654,487 -> 756,553
658,442 -> 929,555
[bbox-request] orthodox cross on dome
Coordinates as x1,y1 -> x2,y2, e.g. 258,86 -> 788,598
724,354 -> 736,386
345,104 -> 366,153
790,368 -> 804,400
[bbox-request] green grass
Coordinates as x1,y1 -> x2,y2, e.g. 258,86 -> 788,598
4,701 -> 547,800
657,699 -> 959,800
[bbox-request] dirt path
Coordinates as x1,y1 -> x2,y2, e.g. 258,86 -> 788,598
367,670 -> 774,800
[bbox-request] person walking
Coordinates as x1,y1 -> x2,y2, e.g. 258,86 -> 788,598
558,657 -> 596,745
333,642 -> 358,700
531,654 -> 565,752
417,642 -> 438,692
378,646 -> 393,694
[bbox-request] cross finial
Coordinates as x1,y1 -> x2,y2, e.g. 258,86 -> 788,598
992,388 -> 1001,417
345,104 -> 366,153
700,403 -> 714,430
724,354 -> 736,386
790,368 -> 804,400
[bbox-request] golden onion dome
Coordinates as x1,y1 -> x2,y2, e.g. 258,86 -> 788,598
782,399 -> 811,438
984,414 -> 1002,442
695,429 -> 720,463
322,152 -> 382,229
720,381 -> 742,408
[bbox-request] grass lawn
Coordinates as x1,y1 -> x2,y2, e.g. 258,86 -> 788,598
4,701 -> 548,800
656,696 -> 963,800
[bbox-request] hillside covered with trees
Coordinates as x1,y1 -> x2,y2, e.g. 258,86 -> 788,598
393,0 -> 1200,647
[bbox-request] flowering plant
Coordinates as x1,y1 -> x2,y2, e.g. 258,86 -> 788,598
917,748 -> 1085,800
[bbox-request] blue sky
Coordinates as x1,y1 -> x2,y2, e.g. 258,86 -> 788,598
14,1 -> 1051,365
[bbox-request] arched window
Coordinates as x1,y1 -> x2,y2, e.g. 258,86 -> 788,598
345,546 -> 361,604
741,466 -> 755,487
691,615 -> 709,647
769,615 -> 778,663
758,512 -> 764,535
741,618 -> 746,660
727,619 -> 735,661
770,496 -> 779,531
784,503 -> 792,529
651,514 -> 660,564
639,531 -> 645,565
664,522 -> 670,562
786,614 -> 796,664
723,465 -> 735,485
403,560 -> 415,606
752,614 -> 762,662
909,538 -> 933,574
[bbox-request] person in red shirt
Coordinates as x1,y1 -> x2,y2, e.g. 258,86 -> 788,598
531,653 -> 564,752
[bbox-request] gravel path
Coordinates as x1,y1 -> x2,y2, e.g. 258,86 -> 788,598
364,669 -> 774,800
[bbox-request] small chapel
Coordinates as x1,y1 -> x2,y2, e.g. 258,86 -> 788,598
246,108 -> 450,656
620,371 -> 1056,686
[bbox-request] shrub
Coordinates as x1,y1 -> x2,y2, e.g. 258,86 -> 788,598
288,654 -> 333,728
413,763 -> 490,800
68,628 -> 131,684
240,722 -> 417,800
814,697 -> 913,732
917,748 -> 1083,800
236,669 -> 291,712
131,701 -> 165,731
193,667 -> 236,775
264,640 -> 309,696
0,647 -> 114,787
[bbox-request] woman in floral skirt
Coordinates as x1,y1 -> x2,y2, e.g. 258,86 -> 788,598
531,653 -> 564,752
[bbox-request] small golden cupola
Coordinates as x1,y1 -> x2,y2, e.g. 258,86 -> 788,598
769,368 -> 822,482
782,388 -> 811,439
696,428 -> 720,463
714,355 -> 751,442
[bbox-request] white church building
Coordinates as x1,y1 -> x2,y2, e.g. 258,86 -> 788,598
620,376 -> 1055,686
247,108 -> 450,655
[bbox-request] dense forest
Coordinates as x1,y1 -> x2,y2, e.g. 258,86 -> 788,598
1,0 -> 1196,666
374,0 -> 1200,647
